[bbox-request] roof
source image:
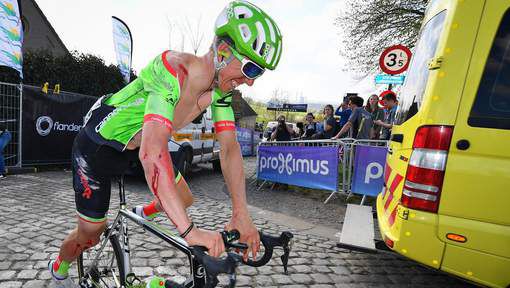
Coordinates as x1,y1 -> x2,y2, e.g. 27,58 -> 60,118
231,90 -> 258,119
23,0 -> 70,56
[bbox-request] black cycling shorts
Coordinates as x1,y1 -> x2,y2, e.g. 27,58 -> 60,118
72,130 -> 182,223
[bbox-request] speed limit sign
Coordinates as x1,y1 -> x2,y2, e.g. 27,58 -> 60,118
379,45 -> 412,75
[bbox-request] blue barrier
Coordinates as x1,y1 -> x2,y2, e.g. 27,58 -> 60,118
257,144 -> 339,191
351,145 -> 387,197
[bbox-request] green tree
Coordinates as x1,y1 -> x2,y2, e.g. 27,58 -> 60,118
0,49 -> 136,96
335,0 -> 427,76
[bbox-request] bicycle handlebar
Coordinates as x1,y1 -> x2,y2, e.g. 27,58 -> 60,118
242,231 -> 294,274
188,230 -> 294,287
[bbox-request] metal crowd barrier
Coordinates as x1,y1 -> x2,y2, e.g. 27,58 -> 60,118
0,82 -> 22,168
254,138 -> 389,204
331,138 -> 389,204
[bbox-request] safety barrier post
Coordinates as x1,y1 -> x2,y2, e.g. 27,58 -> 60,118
0,82 -> 22,168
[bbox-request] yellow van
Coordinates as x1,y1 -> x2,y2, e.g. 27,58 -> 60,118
376,0 -> 510,287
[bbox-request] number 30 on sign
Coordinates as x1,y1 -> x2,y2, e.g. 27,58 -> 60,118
379,45 -> 412,75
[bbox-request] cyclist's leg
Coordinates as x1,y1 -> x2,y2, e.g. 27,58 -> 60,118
134,167 -> 193,219
49,132 -> 112,281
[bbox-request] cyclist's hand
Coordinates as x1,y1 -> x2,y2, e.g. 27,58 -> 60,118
185,228 -> 225,258
225,213 -> 260,262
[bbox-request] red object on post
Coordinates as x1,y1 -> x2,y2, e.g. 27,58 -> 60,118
379,44 -> 412,75
379,90 -> 396,108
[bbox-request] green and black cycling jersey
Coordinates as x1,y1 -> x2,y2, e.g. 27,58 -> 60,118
83,50 -> 236,151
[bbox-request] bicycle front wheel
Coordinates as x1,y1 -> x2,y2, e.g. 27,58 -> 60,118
77,227 -> 126,288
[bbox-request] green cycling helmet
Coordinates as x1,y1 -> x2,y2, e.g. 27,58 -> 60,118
214,1 -> 283,70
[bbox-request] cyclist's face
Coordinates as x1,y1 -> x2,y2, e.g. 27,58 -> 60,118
217,47 -> 256,92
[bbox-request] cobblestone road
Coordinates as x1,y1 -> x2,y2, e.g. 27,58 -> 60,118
0,160 -> 473,287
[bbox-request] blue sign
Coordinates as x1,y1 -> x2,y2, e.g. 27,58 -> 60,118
257,145 -> 339,191
236,127 -> 253,156
267,103 -> 307,112
351,145 -> 387,197
375,74 -> 405,85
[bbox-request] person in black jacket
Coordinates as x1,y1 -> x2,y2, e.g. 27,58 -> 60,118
270,115 -> 294,141
0,123 -> 12,178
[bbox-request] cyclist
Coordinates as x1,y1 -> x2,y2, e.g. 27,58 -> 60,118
48,1 -> 282,286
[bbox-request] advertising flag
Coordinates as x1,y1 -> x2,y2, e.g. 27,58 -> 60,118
0,0 -> 23,77
112,16 -> 132,84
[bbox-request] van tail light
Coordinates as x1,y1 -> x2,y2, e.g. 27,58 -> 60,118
384,236 -> 394,248
401,126 -> 453,213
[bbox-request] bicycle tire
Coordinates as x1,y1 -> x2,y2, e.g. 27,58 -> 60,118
77,228 -> 126,288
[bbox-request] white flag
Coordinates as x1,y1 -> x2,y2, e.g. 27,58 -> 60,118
0,0 -> 23,78
112,16 -> 132,84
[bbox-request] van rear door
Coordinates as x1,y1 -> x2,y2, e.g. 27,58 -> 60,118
439,0 -> 510,262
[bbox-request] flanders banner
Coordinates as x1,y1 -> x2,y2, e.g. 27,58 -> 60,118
112,16 -> 133,84
21,85 -> 97,165
257,145 -> 339,191
0,0 -> 23,77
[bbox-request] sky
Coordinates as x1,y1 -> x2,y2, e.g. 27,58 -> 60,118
34,0 -> 380,105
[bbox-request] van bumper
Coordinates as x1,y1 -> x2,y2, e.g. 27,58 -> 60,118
441,244 -> 510,288
376,194 -> 445,269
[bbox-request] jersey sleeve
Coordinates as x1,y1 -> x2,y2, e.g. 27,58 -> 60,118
141,51 -> 180,132
211,88 -> 236,133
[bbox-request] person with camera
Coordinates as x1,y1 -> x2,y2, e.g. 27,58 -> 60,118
271,115 -> 294,141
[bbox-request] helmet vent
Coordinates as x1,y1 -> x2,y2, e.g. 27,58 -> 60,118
259,42 -> 266,56
215,7 -> 229,28
254,21 -> 266,54
234,6 -> 253,19
266,45 -> 275,62
238,24 -> 251,42
265,18 -> 276,43
273,41 -> 282,66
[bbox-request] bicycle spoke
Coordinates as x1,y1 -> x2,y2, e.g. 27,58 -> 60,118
78,228 -> 125,288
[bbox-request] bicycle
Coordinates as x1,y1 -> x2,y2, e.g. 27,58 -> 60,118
77,176 -> 294,288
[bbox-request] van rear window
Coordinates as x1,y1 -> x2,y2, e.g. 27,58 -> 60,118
394,11 -> 447,125
468,9 -> 510,130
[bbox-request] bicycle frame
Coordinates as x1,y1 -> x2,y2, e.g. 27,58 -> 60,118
81,176 -> 208,288
80,176 -> 294,288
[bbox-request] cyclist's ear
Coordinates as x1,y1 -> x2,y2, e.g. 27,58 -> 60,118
217,42 -> 231,60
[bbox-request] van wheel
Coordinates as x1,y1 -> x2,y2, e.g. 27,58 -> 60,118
212,159 -> 221,173
177,150 -> 192,177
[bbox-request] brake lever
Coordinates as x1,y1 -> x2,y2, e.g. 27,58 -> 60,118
242,231 -> 294,274
191,246 -> 242,288
221,230 -> 249,251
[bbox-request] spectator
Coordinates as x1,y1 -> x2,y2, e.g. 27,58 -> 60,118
0,123 -> 11,179
271,115 -> 294,141
335,96 -> 352,129
332,96 -> 373,140
312,105 -> 336,139
301,112 -> 317,139
374,92 -> 398,140
296,122 -> 304,138
365,94 -> 384,139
